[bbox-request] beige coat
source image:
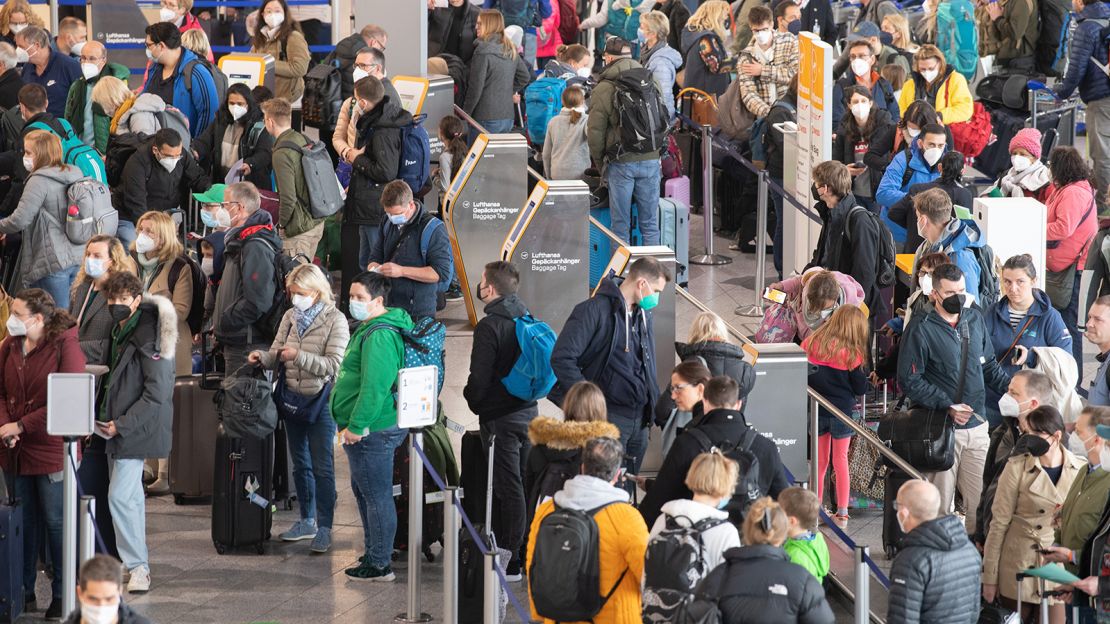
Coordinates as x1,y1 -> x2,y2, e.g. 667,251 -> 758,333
256,303 -> 349,395
145,257 -> 195,376
251,30 -> 311,102
983,450 -> 1087,602
331,96 -> 362,161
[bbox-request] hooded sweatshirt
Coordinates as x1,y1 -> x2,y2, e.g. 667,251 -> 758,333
784,530 -> 831,582
330,307 -> 413,435
648,499 -> 741,573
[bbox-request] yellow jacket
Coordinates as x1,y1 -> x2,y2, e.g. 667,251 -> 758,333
897,69 -> 974,125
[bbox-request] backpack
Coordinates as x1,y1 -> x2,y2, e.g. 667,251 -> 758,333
686,427 -> 762,522
501,314 -> 557,401
275,138 -> 345,218
557,0 -> 580,45
934,0 -> 978,80
166,254 -> 207,335
153,107 -> 192,151
967,243 -> 1001,306
500,0 -> 540,29
366,316 -> 448,395
183,57 -> 228,105
64,178 -> 117,245
750,100 -> 796,168
244,235 -> 307,341
398,114 -> 432,195
28,119 -> 106,183
1036,0 -> 1073,77
606,68 -> 670,159
642,514 -> 729,623
529,502 -> 628,622
302,61 -> 343,130
105,133 -> 147,187
383,211 -> 455,293
845,206 -> 897,289
524,77 -> 568,146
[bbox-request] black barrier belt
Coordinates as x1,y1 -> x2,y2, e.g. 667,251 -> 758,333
673,112 -> 824,225
68,452 -> 111,557
411,438 -> 538,624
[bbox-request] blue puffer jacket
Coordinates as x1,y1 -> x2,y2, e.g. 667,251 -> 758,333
876,144 -> 941,243
1055,2 -> 1110,103
983,289 -> 1072,422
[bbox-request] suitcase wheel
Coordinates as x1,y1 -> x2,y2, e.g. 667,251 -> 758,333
214,541 -> 229,555
256,543 -> 265,555
173,494 -> 185,505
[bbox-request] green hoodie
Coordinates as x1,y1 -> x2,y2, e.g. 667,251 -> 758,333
784,531 -> 830,582
329,307 -> 413,435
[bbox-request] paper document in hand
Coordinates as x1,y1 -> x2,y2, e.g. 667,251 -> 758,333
1022,563 -> 1081,585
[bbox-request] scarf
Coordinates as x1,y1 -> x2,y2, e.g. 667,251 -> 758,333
999,160 -> 1051,197
135,253 -> 160,288
293,301 -> 324,336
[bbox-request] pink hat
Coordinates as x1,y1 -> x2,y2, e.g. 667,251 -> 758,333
1009,127 -> 1042,160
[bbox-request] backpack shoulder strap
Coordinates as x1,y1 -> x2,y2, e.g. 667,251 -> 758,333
418,215 -> 444,261
182,58 -> 198,92
166,256 -> 187,297
685,426 -> 713,452
739,426 -> 758,452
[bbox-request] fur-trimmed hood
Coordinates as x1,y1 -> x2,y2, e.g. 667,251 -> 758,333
527,416 -> 621,450
139,292 -> 179,358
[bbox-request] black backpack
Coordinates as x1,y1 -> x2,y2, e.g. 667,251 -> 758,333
435,53 -> 469,108
302,62 -> 343,130
244,236 -> 308,341
105,133 -> 148,187
845,206 -> 897,289
642,514 -> 728,623
605,67 -> 670,159
686,427 -> 762,523
166,254 -> 207,335
529,502 -> 628,621
1035,0 -> 1072,77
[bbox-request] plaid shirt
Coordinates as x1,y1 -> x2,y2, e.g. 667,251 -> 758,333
737,33 -> 800,118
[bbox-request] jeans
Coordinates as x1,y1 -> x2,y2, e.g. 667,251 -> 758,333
116,220 -> 136,252
479,406 -> 538,559
32,265 -> 78,309
608,413 -> 649,478
285,406 -> 338,529
523,32 -> 537,69
607,159 -> 662,255
108,458 -> 148,571
470,118 -> 514,145
927,422 -> 989,533
77,436 -> 118,559
5,473 -> 63,599
771,176 -> 785,279
1063,273 -> 1083,384
358,224 -> 382,273
343,426 -> 408,568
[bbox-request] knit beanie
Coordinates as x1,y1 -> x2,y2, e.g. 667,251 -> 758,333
1009,127 -> 1042,160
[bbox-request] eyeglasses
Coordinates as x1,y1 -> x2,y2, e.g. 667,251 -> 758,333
354,62 -> 381,72
672,383 -> 696,392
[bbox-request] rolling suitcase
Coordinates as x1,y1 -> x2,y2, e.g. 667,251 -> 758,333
211,424 -> 275,554
169,347 -> 221,503
657,198 -> 690,286
664,175 -> 691,208
272,419 -> 296,511
458,433 -> 508,623
0,470 -> 23,623
882,468 -> 912,559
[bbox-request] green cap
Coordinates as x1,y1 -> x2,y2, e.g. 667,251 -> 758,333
192,184 -> 227,205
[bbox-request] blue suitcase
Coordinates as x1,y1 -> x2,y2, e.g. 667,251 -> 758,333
589,201 -> 690,287
0,487 -> 23,622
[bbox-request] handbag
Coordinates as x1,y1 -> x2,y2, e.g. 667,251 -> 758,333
878,323 -> 970,472
217,364 -> 278,439
273,365 -> 331,425
847,433 -> 885,500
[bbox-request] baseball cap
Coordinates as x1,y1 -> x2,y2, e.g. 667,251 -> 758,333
603,37 -> 632,57
848,21 -> 881,42
193,184 -> 227,205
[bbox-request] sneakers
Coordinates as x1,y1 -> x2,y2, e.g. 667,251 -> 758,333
145,477 -> 170,496
127,566 -> 151,593
444,283 -> 463,302
310,526 -> 332,553
833,513 -> 850,529
504,559 -> 523,583
44,598 -> 62,621
345,560 -> 395,582
279,518 -> 318,542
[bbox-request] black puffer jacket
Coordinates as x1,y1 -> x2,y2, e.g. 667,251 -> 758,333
654,340 -> 756,426
463,294 -> 536,421
192,108 -> 274,190
428,2 -> 479,62
888,514 -> 982,624
698,545 -> 835,624
345,95 -> 412,226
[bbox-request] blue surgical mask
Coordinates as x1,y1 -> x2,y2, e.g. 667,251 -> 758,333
787,19 -> 801,35
84,257 -> 107,279
388,213 -> 408,226
200,210 -> 219,228
716,496 -> 731,510
349,300 -> 371,321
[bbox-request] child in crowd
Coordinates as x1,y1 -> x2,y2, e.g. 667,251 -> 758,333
779,487 -> 831,583
881,64 -> 906,102
434,115 -> 469,195
542,86 -> 590,181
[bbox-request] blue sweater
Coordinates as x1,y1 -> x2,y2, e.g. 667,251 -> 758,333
1055,2 -> 1110,104
141,48 -> 218,138
876,145 -> 941,243
22,50 -> 80,119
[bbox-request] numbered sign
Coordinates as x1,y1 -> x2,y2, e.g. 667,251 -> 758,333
396,366 -> 438,429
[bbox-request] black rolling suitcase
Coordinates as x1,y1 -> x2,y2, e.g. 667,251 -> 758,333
0,470 -> 23,623
211,424 -> 274,554
459,433 -> 506,623
882,468 -> 913,559
271,419 -> 296,511
169,338 -> 221,504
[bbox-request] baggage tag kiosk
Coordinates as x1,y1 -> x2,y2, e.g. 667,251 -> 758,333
218,53 -> 275,90
500,179 -> 590,334
744,343 -> 809,481
394,74 -> 455,209
443,133 -> 530,326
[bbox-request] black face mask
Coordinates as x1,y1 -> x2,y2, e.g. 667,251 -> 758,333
787,19 -> 801,35
940,293 -> 964,315
1013,433 -> 1051,458
108,303 -> 132,323
475,282 -> 486,303
811,184 -> 823,201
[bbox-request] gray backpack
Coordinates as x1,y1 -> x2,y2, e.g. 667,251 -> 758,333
276,138 -> 344,218
153,107 -> 192,151
65,178 -> 118,245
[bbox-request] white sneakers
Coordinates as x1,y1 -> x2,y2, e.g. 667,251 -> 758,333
127,566 -> 151,593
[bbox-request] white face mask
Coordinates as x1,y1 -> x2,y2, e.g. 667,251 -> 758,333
576,66 -> 591,78
214,207 -> 231,228
21,155 -> 33,172
85,257 -> 107,279
80,62 -> 99,81
79,600 -> 119,624
135,232 -> 156,254
71,41 -> 86,57
352,67 -> 370,84
1069,431 -> 1093,459
755,30 -> 773,46
228,104 -> 248,121
159,7 -> 178,22
264,12 -> 285,29
5,316 -> 26,337
998,393 -> 1024,418
850,103 -> 870,122
919,273 -> 933,296
291,294 -> 315,311
923,146 -> 944,167
895,507 -> 908,533
893,88 -> 902,102
907,127 -> 921,140
159,156 -> 180,173
200,257 -> 214,277
1011,154 -> 1033,173
8,23 -> 26,35
1100,446 -> 1110,469
15,47 -> 28,64
851,58 -> 871,77
920,68 -> 939,83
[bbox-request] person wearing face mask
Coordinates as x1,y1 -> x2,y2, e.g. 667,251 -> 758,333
0,0 -> 43,48
64,555 -> 152,624
896,44 -> 973,125
830,36 -> 900,129
983,128 -> 1053,203
191,83 -> 274,190
882,253 -> 950,340
637,11 -> 682,121
0,288 -> 86,620
758,267 -> 865,343
774,1 -> 802,37
982,406 -> 1086,619
249,0 -> 310,128
832,84 -> 897,214
876,121 -> 947,245
69,235 -> 138,366
830,20 -> 909,88
365,181 -> 454,320
0,130 -> 85,308
428,0 -> 480,62
141,23 -> 219,138
735,5 -> 797,116
912,188 -> 991,304
332,47 -> 400,171
62,41 -> 129,154
247,264 -> 348,553
14,26 -> 80,120
541,43 -> 594,89
159,0 -> 207,40
898,262 -> 1012,533
887,480 -> 982,624
55,17 -> 87,59
95,271 -> 176,595
887,150 -> 972,254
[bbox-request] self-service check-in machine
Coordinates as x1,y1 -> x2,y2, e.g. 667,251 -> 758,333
500,180 -> 590,334
394,74 -> 455,209
218,53 -> 276,90
444,133 -> 530,325
744,343 -> 809,481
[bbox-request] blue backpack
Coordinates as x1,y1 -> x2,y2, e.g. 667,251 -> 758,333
501,314 -> 557,401
399,114 -> 432,195
935,0 -> 978,80
750,100 -> 796,167
28,119 -> 106,183
524,77 -> 567,146
367,316 -> 448,395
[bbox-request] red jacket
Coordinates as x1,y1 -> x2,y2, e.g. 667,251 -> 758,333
1046,180 -> 1098,272
0,327 -> 86,475
180,13 -> 215,63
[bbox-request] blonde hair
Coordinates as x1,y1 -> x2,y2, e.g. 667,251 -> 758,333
91,76 -> 132,117
914,44 -> 947,78
134,211 -> 184,263
777,486 -> 820,530
686,0 -> 730,43
563,381 -> 607,422
0,0 -> 45,35
688,311 -> 730,344
180,28 -> 211,60
562,86 -> 585,124
742,497 -> 789,546
881,14 -> 914,51
684,451 -> 739,499
477,10 -> 517,60
640,11 -> 670,40
802,304 -> 868,370
286,263 -> 334,305
72,235 -> 137,297
23,129 -> 63,171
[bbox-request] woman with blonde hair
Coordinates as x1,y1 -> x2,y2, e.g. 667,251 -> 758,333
896,44 -> 973,125
70,235 -> 137,364
0,130 -> 83,308
131,211 -> 195,377
695,497 -> 836,623
180,28 -> 211,62
803,304 -> 870,528
681,0 -> 734,96
881,14 -> 918,54
642,450 -> 741,622
92,75 -> 182,140
0,0 -> 44,44
464,9 -> 532,141
248,263 -> 348,552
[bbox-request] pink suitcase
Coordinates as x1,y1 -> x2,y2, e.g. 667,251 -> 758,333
664,175 -> 690,207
